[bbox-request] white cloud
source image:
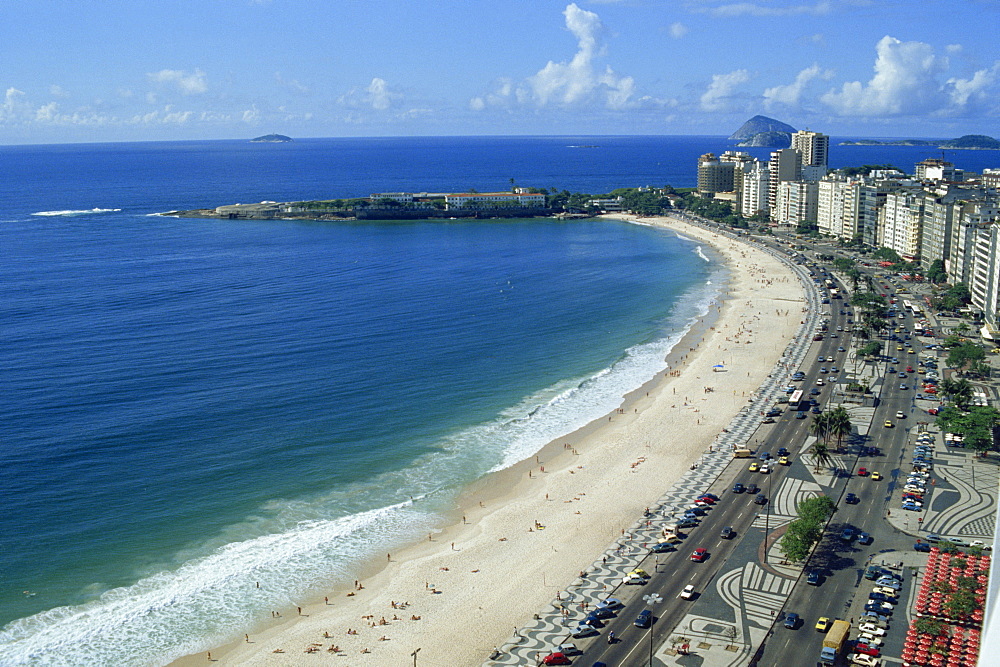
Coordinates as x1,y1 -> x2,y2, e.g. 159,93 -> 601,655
1,87 -> 29,121
945,62 -> 1000,108
821,36 -> 945,115
148,69 -> 208,95
698,1 -> 832,17
472,3 -> 651,111
49,85 -> 69,98
275,72 -> 309,94
338,77 -> 402,111
700,69 -> 750,111
946,44 -> 962,54
763,64 -> 832,110
242,105 -> 261,124
669,22 -> 688,39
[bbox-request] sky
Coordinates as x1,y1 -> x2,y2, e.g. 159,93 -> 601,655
1,0 -> 998,144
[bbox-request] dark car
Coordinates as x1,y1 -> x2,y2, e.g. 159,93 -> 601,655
858,532 -> 873,545
652,541 -> 675,553
915,542 -> 931,552
745,483 -> 759,494
732,483 -> 746,494
754,493 -> 767,505
783,612 -> 800,629
634,609 -> 653,628
590,607 -> 616,619
721,526 -> 735,539
796,411 -> 807,419
845,492 -> 859,504
806,570 -> 822,585
840,527 -> 855,541
777,447 -> 789,457
676,518 -> 698,528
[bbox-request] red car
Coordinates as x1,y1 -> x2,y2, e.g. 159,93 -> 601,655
691,548 -> 708,562
855,643 -> 881,657
542,652 -> 571,665
925,387 -> 938,394
857,467 -> 868,476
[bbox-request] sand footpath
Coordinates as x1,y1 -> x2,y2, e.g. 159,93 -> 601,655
175,215 -> 807,666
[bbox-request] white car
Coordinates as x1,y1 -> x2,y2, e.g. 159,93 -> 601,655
858,623 -> 887,636
816,378 -> 824,385
680,584 -> 696,599
759,463 -> 771,474
849,654 -> 880,667
969,540 -> 993,550
896,411 -> 905,419
873,586 -> 899,598
858,634 -> 885,646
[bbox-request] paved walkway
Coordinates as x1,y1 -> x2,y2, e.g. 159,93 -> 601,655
484,223 -> 828,666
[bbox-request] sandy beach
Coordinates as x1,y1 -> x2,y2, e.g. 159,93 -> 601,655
175,214 -> 807,666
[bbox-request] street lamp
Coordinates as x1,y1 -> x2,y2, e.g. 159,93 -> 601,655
410,648 -> 420,667
642,593 -> 663,666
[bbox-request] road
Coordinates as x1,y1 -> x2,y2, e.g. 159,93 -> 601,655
571,232 -> 933,667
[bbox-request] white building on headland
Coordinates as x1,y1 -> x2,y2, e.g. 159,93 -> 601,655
444,192 -> 547,210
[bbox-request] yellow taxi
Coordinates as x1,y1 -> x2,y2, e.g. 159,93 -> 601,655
884,420 -> 894,428
871,471 -> 883,481
815,617 -> 831,632
778,456 -> 790,466
749,461 -> 760,472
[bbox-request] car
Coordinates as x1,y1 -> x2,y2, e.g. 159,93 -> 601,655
854,642 -> 881,657
857,634 -> 885,647
652,541 -> 676,553
698,493 -> 719,502
896,411 -> 906,419
542,652 -> 572,665
900,384 -> 908,390
875,578 -> 902,590
831,366 -> 839,373
810,388 -> 821,395
888,368 -> 896,374
634,609 -> 653,628
745,483 -> 760,494
865,602 -> 893,614
784,612 -> 800,629
766,409 -> 782,417
838,346 -> 846,352
858,623 -> 887,636
754,493 -> 767,505
572,623 -> 598,638
796,410 -> 806,419
858,532 -> 873,545
778,456 -> 790,465
777,447 -> 789,457
872,586 -> 899,598
969,540 -> 993,550
623,568 -> 650,584
589,607 -> 616,619
680,585 -> 696,600
820,366 -> 827,374
901,503 -> 922,512
720,526 -> 735,539
732,483 -> 746,494
806,570 -> 823,585
884,420 -> 894,428
748,462 -> 760,472
816,378 -> 824,385
759,463 -> 771,474
849,653 -> 880,666
815,617 -> 832,632
845,492 -> 859,504
861,611 -> 890,624
869,592 -> 895,604
840,527 -> 856,541
583,613 -> 605,627
857,467 -> 868,476
947,536 -> 967,546
690,548 -> 708,562
555,643 -> 581,656
595,597 -> 623,611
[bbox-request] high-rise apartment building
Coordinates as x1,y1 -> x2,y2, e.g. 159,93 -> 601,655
697,153 -> 735,195
792,130 -> 829,169
741,160 -> 770,218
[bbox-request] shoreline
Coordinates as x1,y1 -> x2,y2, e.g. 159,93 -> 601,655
173,214 -> 806,666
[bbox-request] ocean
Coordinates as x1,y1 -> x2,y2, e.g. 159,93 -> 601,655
1,136 -> 997,665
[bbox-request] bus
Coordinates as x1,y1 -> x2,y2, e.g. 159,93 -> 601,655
789,389 -> 804,411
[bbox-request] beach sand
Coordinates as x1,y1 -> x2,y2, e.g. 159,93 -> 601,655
174,215 -> 807,666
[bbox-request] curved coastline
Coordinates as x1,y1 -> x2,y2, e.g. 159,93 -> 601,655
174,214 -> 809,666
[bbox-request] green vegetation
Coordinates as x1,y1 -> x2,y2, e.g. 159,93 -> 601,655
936,405 -> 1000,456
947,341 -> 986,372
926,259 -> 948,284
933,283 -> 972,312
779,496 -> 837,563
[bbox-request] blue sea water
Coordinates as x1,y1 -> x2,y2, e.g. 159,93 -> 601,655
1,136 -> 997,665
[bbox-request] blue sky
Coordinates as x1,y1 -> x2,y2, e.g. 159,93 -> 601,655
2,0 -> 998,144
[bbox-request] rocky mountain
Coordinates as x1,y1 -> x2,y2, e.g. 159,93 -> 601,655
729,115 -> 796,141
736,131 -> 792,148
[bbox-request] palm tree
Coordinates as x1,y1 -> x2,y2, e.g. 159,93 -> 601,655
941,378 -> 974,409
826,407 -> 853,453
810,412 -> 831,445
847,268 -> 862,292
810,440 -> 832,474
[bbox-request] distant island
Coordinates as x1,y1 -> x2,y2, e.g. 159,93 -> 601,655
250,134 -> 293,143
840,134 -> 1000,150
730,115 -> 795,147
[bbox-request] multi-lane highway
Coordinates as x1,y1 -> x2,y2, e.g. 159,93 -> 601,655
569,235 -> 934,667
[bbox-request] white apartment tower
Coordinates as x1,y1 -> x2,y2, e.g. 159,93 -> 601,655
792,130 -> 829,169
741,160 -> 770,218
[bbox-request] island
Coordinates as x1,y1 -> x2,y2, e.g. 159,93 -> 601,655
250,134 -> 293,143
839,134 -> 1000,150
729,115 -> 796,147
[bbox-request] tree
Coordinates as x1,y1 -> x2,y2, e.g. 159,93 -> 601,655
940,378 -> 974,409
873,247 -> 902,263
947,342 -> 985,373
825,407 -> 853,452
809,438 -> 832,473
778,495 -> 837,563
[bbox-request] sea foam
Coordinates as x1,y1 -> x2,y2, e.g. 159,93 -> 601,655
31,208 -> 122,217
